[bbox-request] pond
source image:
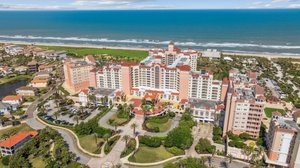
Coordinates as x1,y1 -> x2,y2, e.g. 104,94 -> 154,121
0,79 -> 28,99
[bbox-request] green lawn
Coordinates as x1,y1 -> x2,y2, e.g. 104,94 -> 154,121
0,123 -> 34,138
128,144 -> 174,163
29,155 -> 46,168
107,113 -> 129,126
78,134 -> 104,154
146,119 -> 172,132
145,115 -> 172,132
264,108 -> 286,118
41,46 -> 148,62
0,75 -> 32,84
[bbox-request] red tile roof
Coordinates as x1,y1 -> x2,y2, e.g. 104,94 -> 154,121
0,131 -> 38,148
2,95 -> 22,101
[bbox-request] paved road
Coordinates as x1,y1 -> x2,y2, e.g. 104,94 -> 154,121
26,86 -> 58,118
25,83 -> 92,164
98,108 -> 117,130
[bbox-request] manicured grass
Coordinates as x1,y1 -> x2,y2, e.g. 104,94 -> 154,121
0,75 -> 32,84
107,113 -> 129,126
264,108 -> 286,118
41,46 -> 148,62
78,134 -> 104,154
146,119 -> 172,133
121,138 -> 136,158
0,123 -> 34,137
128,144 -> 174,163
29,155 -> 46,168
104,135 -> 121,154
145,115 -> 172,132
59,85 -> 70,96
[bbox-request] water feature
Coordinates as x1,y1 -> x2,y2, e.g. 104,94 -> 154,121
0,79 -> 28,99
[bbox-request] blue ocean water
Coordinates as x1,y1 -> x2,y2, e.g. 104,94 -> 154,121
0,9 -> 300,55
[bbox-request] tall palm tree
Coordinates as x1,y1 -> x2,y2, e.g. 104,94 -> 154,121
130,123 -> 138,136
93,133 -> 98,145
122,135 -> 130,145
112,121 -> 118,132
227,154 -> 233,164
73,115 -> 80,125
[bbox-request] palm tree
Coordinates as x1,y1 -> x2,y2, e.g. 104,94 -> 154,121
227,154 -> 233,164
103,133 -> 110,143
53,111 -> 60,120
122,135 -> 130,145
73,115 -> 80,125
112,121 -> 118,132
93,133 -> 98,145
130,123 -> 138,136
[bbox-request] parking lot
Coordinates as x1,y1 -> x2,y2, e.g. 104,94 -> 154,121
42,100 -> 98,126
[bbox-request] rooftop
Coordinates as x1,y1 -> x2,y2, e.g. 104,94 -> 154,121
2,95 -> 22,101
0,131 -> 38,148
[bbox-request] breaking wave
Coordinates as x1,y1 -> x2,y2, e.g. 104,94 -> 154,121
1,35 -> 300,50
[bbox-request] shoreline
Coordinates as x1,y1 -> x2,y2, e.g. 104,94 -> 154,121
1,40 -> 300,60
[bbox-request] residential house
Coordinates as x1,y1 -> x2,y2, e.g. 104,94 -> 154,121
16,86 -> 38,96
0,131 -> 38,155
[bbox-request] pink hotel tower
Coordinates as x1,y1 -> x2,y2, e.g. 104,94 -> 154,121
63,42 -> 265,138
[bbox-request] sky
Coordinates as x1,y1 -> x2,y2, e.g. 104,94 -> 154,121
0,0 -> 300,10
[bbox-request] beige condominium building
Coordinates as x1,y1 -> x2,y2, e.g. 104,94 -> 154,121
265,112 -> 300,168
223,69 -> 266,138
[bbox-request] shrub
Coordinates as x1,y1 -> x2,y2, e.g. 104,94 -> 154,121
139,136 -> 162,147
153,127 -> 160,133
2,155 -> 10,166
239,133 -> 251,140
166,147 -> 185,156
168,112 -> 176,118
165,126 -> 193,149
229,140 -> 246,149
195,138 -> 216,154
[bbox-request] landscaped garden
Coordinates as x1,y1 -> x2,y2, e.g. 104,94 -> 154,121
107,104 -> 133,126
143,112 -> 175,133
129,112 -> 195,163
104,135 -> 121,154
121,137 -> 136,158
129,144 -> 175,163
264,107 -> 286,118
78,134 -> 105,154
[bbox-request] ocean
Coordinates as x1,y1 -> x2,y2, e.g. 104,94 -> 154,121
0,9 -> 300,55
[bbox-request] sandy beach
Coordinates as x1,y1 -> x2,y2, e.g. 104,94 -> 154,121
1,40 -> 300,60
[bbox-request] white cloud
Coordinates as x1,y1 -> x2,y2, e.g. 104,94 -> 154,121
289,3 -> 300,7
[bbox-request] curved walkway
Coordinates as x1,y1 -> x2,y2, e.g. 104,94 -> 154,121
98,107 -> 116,130
36,116 -> 102,157
144,116 -> 180,137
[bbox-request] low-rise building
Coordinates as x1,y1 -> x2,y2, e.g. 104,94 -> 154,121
2,95 -> 23,106
29,78 -> 49,88
16,86 -> 38,96
0,102 -> 11,115
27,60 -> 39,73
79,89 -> 89,106
265,112 -> 300,168
38,65 -> 54,72
4,44 -> 24,56
0,131 -> 38,155
188,99 -> 223,123
201,49 -> 221,59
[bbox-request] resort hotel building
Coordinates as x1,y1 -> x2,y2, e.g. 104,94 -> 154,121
63,42 -> 266,138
